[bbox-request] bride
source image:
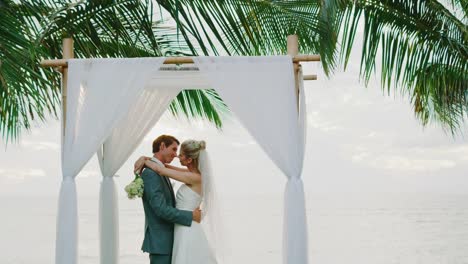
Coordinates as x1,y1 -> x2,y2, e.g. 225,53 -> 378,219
135,139 -> 218,264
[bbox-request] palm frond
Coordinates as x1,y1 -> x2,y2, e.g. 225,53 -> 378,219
2,0 -> 467,141
0,0 -> 228,142
338,0 -> 468,132
156,0 -> 340,74
168,89 -> 228,129
0,0 -> 61,142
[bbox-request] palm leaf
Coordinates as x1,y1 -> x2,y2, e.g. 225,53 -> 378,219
156,0 -> 340,74
159,0 -> 467,133
338,0 -> 468,133
0,0 -> 229,142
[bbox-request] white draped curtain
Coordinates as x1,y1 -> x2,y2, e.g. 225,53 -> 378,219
97,87 -> 184,264
58,56 -> 308,264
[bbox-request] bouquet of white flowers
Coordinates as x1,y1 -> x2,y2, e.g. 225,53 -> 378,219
125,173 -> 144,199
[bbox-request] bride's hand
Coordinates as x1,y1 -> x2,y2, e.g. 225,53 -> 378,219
134,156 -> 148,174
140,159 -> 164,174
149,161 -> 163,174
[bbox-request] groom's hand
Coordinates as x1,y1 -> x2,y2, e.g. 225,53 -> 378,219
192,208 -> 202,223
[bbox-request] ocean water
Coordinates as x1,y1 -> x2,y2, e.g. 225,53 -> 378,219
1,193 -> 468,264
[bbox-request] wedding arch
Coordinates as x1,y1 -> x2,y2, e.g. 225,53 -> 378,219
41,35 -> 319,264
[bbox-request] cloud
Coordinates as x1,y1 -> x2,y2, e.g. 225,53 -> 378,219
24,169 -> 46,177
348,144 -> 462,172
141,118 -> 216,143
0,169 -> 47,183
372,156 -> 456,171
231,140 -> 256,148
448,145 -> 468,157
308,111 -> 343,132
77,170 -> 100,178
20,140 -> 60,151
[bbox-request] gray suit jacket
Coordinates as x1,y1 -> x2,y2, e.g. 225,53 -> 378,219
140,167 -> 192,254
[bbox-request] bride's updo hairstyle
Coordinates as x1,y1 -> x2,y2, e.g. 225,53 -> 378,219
180,140 -> 206,170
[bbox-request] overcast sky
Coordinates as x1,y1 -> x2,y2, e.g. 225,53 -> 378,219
1,29 -> 467,198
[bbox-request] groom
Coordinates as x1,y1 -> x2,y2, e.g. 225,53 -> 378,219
140,134 -> 201,264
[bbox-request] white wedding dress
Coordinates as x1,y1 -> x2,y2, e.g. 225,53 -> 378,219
172,184 -> 217,264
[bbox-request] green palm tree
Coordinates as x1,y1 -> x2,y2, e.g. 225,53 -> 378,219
1,0 -> 467,142
339,0 -> 467,133
159,0 -> 467,133
0,0 -> 228,142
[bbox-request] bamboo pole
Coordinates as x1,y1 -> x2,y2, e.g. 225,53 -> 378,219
287,35 -> 299,57
40,54 -> 320,68
303,74 -> 317,80
287,35 -> 300,107
62,38 -> 74,135
292,54 -> 320,63
41,42 -> 320,82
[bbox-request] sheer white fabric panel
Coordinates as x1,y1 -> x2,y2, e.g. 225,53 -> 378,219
63,58 -> 165,178
283,70 -> 308,264
59,58 -> 165,264
98,177 -> 119,264
55,178 -> 78,264
283,178 -> 308,263
97,69 -> 208,178
98,86 -> 184,177
194,56 -> 308,264
60,57 -> 308,264
194,56 -> 303,177
97,86 -> 182,264
298,68 -> 307,167
97,69 -> 209,264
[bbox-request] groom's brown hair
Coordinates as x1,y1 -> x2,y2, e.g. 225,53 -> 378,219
152,135 -> 180,153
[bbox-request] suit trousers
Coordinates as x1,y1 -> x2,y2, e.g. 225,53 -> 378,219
150,253 -> 171,264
